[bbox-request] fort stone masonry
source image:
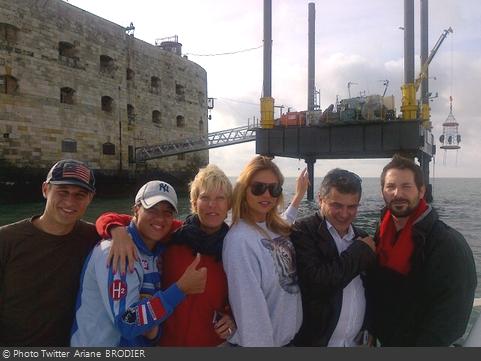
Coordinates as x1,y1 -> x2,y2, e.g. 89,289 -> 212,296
0,0 -> 208,197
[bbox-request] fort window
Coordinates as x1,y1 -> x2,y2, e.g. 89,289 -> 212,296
152,110 -> 161,125
175,84 -> 185,101
61,139 -> 77,153
60,87 -> 75,105
127,104 -> 135,124
58,41 -> 76,58
102,142 -> 115,155
128,145 -> 135,164
0,23 -> 19,44
199,119 -> 204,132
177,153 -> 185,161
58,41 -> 79,67
151,76 -> 160,94
0,75 -> 18,94
197,91 -> 205,105
176,115 -> 185,128
101,96 -> 113,113
100,55 -> 115,74
126,68 -> 134,81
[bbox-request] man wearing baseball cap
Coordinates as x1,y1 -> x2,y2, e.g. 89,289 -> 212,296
71,181 -> 207,346
0,159 -> 100,346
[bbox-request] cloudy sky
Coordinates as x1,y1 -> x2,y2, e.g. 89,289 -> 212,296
67,0 -> 481,178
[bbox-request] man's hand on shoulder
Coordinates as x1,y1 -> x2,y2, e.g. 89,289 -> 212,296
359,236 -> 376,253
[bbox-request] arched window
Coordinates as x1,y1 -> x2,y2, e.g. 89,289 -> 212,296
102,142 -> 115,155
175,83 -> 185,101
127,104 -> 135,124
126,68 -> 134,81
128,145 -> 135,164
197,91 -> 205,105
0,23 -> 18,44
61,138 -> 77,153
0,75 -> 18,94
151,76 -> 160,94
60,87 -> 75,104
59,41 -> 76,58
176,84 -> 185,95
100,55 -> 114,74
152,110 -> 161,125
101,96 -> 113,113
176,115 -> 185,128
198,119 -> 204,132
58,41 -> 79,67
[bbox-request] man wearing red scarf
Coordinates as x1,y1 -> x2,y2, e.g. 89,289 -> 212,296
367,155 -> 476,346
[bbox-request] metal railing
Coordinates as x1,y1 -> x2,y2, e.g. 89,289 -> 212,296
135,125 -> 257,162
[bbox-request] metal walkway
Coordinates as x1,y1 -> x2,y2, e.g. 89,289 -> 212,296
135,125 -> 257,161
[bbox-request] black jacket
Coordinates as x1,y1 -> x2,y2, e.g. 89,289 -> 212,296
367,206 -> 477,346
291,212 -> 377,346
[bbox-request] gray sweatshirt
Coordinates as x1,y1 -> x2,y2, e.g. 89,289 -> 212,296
222,206 -> 302,346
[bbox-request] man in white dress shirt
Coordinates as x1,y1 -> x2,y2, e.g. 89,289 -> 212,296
291,168 -> 376,346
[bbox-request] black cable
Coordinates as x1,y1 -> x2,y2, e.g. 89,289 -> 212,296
185,45 -> 262,57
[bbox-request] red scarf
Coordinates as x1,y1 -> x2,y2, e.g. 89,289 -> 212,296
377,199 -> 428,275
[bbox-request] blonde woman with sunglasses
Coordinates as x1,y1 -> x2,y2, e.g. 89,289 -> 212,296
222,156 -> 308,347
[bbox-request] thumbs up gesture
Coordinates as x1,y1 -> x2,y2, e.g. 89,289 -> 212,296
176,253 -> 207,295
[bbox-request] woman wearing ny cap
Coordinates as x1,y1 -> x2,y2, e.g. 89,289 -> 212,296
222,155 -> 308,347
71,181 -> 206,346
95,165 -> 236,346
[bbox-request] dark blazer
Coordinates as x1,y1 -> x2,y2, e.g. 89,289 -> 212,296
291,212 -> 376,346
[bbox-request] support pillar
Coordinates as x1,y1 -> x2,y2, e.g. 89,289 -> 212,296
306,158 -> 316,201
418,152 -> 433,202
401,0 -> 417,121
307,3 -> 315,112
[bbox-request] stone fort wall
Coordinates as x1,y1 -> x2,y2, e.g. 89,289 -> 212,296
0,0 -> 208,183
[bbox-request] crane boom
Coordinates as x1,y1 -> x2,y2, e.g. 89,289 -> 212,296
415,27 -> 453,91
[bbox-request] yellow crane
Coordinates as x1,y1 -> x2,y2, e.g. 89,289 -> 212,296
402,27 -> 453,124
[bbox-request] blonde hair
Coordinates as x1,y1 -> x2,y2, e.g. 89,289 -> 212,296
189,164 -> 233,214
231,155 -> 290,237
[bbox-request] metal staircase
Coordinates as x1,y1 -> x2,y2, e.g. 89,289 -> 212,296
135,125 -> 257,162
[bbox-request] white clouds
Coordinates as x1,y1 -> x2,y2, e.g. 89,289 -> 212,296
66,0 -> 481,178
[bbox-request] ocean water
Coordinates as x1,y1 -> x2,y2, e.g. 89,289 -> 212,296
276,177 -> 481,292
1,177 -> 480,299
1,176 -> 480,340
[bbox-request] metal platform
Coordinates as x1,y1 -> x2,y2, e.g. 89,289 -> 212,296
256,120 -> 435,159
256,119 -> 435,201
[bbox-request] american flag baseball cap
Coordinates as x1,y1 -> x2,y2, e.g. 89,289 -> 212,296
46,159 -> 96,192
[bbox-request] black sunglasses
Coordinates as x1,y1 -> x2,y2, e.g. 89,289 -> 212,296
250,182 -> 283,198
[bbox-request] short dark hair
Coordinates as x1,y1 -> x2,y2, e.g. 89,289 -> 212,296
381,154 -> 424,189
319,168 -> 362,198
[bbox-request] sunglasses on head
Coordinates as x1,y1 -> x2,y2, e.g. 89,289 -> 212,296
250,182 -> 283,198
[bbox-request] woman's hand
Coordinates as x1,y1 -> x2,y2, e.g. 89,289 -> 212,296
214,313 -> 237,340
107,226 -> 138,275
290,168 -> 309,208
